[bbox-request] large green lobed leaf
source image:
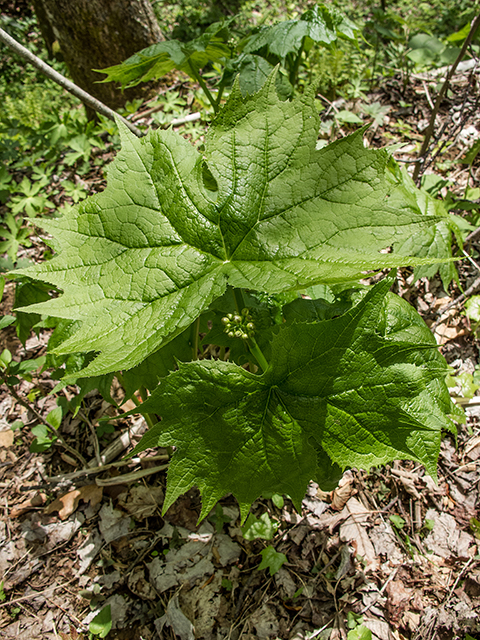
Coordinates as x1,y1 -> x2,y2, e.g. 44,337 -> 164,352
17,73 -> 446,376
131,277 -> 460,520
97,20 -> 232,88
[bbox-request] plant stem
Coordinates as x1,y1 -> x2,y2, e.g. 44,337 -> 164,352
0,372 -> 87,466
215,84 -> 225,109
412,12 -> 480,183
191,316 -> 201,360
246,335 -> 269,372
138,386 -> 157,430
289,37 -> 305,88
188,62 -> 219,113
232,287 -> 246,314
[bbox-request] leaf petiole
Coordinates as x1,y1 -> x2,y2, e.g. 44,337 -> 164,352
246,335 -> 269,372
289,36 -> 305,88
191,316 -> 201,360
187,61 -> 219,113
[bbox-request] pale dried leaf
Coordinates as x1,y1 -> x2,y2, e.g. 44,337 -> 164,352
424,508 -> 475,559
250,603 -> 280,639
99,503 -> 132,543
127,566 -> 157,600
331,477 -> 355,511
117,485 -> 163,519
155,595 -> 195,640
339,497 -> 379,571
179,574 -> 223,638
0,430 -> 14,448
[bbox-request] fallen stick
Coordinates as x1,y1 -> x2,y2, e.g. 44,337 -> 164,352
20,454 -> 169,490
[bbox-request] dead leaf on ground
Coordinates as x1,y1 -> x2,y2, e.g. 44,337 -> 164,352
155,595 -> 195,640
127,565 -> 157,600
331,475 -> 355,511
0,429 -> 14,448
339,497 -> 379,572
117,484 -> 163,520
10,491 -> 47,518
464,435 -> 480,460
44,484 -> 103,520
391,468 -> 422,500
434,323 -> 467,345
424,508 -> 475,559
386,579 -> 413,624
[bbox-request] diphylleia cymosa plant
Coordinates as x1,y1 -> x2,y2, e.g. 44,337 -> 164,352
17,74 -> 463,521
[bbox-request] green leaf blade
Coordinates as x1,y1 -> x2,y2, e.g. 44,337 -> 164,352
16,73 -> 452,376
132,278 -> 458,517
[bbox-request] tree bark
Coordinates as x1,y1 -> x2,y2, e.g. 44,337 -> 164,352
32,0 -> 164,110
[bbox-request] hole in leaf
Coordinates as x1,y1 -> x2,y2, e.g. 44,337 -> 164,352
202,162 -> 218,192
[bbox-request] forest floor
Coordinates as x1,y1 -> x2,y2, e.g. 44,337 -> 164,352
1,63 -> 480,640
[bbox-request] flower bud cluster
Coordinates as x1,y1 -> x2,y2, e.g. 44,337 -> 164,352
221,308 -> 255,340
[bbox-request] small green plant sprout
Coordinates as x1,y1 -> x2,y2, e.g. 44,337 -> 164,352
470,517 -> 480,540
241,512 -> 279,541
61,180 -> 88,204
347,622 -> 372,640
361,102 -> 390,126
446,370 -> 480,402
263,491 -> 285,509
0,212 -> 33,263
0,347 -> 45,387
15,72 -> 463,522
258,546 -> 287,576
221,578 -> 233,591
30,404 -> 63,453
424,518 -> 435,531
89,604 -> 112,638
7,176 -> 54,218
389,514 -> 406,530
209,503 -> 231,533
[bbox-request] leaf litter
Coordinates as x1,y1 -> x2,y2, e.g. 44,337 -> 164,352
1,36 -> 480,640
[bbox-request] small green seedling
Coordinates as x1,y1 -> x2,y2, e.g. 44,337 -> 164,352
258,546 -> 287,576
89,604 -> 112,638
389,514 -> 406,530
241,512 -> 279,541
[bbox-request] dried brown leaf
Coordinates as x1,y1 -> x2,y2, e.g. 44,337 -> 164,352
44,484 -> 103,520
339,497 -> 379,571
0,429 -> 14,448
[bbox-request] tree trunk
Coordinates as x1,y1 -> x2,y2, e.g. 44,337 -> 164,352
32,0 -> 164,111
